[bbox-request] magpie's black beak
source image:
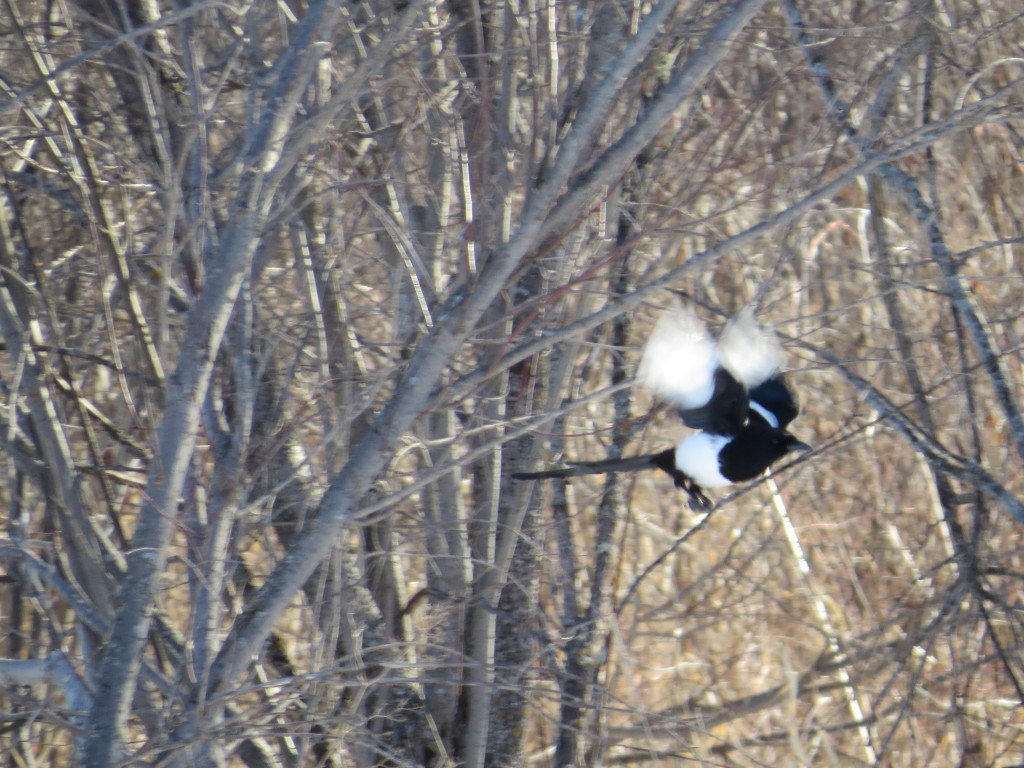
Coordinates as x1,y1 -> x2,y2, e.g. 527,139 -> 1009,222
789,439 -> 812,453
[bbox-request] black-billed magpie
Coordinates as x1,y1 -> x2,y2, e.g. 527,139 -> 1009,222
513,306 -> 810,510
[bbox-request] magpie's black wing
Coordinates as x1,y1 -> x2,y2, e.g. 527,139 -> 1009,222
748,375 -> 799,428
676,366 -> 749,436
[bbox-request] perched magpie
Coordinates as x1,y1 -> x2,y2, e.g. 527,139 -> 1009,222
513,306 -> 810,510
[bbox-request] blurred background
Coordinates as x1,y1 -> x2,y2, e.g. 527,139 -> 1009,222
0,0 -> 1022,765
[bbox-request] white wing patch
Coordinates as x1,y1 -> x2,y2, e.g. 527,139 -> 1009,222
636,308 -> 718,410
748,400 -> 780,428
716,306 -> 782,388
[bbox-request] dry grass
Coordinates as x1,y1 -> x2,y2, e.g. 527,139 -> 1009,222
0,0 -> 1022,765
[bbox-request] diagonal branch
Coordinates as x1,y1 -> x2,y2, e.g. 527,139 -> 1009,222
81,2 -> 345,764
206,0 -> 772,699
438,93 -> 1017,416
783,0 -> 1024,468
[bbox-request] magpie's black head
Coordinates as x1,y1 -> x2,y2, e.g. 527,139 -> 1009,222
718,424 -> 811,483
774,431 -> 812,458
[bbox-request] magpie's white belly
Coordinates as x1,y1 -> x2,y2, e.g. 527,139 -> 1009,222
675,433 -> 731,487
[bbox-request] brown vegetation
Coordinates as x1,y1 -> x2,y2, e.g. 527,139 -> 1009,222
0,0 -> 1022,765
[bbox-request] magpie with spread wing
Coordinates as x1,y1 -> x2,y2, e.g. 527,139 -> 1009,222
513,306 -> 810,510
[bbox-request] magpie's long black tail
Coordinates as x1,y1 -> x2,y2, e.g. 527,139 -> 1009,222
513,448 -> 713,511
511,449 -> 675,481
